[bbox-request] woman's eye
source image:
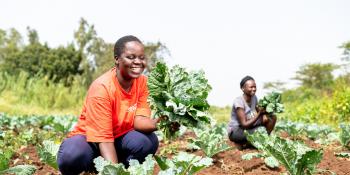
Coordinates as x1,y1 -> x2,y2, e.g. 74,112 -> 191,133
126,56 -> 135,59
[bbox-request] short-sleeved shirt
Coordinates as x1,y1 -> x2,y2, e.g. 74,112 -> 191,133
227,95 -> 258,132
68,67 -> 151,142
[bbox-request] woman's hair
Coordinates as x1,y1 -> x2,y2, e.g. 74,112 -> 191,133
240,75 -> 254,88
114,35 -> 142,57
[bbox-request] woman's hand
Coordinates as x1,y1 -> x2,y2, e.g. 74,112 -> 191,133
99,142 -> 118,163
157,115 -> 180,132
134,115 -> 158,133
257,106 -> 266,115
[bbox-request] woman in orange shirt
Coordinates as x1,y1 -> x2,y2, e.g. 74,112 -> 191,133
57,35 -> 159,175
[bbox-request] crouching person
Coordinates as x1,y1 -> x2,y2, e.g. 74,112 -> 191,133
227,76 -> 276,148
57,35 -> 159,175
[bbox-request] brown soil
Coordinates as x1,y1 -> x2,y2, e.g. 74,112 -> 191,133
9,145 -> 59,175
8,132 -> 350,175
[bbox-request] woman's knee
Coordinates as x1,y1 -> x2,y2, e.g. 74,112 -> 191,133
57,135 -> 96,174
124,131 -> 159,156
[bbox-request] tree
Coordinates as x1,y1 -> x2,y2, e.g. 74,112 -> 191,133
0,28 -> 23,74
0,27 -> 83,84
340,41 -> 350,62
27,27 -> 39,45
292,63 -> 338,89
144,41 -> 169,72
73,18 -> 99,87
338,41 -> 350,84
263,80 -> 286,92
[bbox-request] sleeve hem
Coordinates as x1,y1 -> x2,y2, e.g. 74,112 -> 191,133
86,138 -> 114,143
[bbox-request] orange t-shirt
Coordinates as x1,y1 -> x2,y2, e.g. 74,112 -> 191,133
68,67 -> 151,142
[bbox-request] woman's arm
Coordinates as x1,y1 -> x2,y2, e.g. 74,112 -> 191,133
99,142 -> 118,163
134,115 -> 159,133
236,108 -> 263,129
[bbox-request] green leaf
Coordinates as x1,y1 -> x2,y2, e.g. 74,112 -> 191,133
258,91 -> 284,115
101,164 -> 130,175
154,155 -> 170,170
335,152 -> 350,158
93,156 -> 112,172
148,62 -> 211,140
295,149 -> 323,175
1,165 -> 36,175
264,156 -> 279,168
241,152 -> 264,160
37,140 -> 60,170
127,154 -> 155,175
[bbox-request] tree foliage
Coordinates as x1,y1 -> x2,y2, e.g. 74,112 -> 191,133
263,80 -> 286,92
0,18 -> 167,87
292,63 -> 338,89
340,41 -> 350,62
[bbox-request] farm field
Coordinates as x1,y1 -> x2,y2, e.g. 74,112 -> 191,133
1,114 -> 350,175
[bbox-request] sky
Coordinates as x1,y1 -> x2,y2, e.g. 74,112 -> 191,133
1,0 -> 350,106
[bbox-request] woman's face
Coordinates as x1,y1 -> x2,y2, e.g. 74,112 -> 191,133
116,41 -> 147,80
242,80 -> 257,96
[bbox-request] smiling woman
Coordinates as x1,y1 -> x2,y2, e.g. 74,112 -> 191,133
56,35 -> 160,175
227,76 -> 277,148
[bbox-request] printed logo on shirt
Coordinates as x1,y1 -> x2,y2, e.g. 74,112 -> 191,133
127,103 -> 137,112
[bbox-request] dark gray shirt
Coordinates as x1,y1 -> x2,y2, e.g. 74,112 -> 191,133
227,95 -> 258,132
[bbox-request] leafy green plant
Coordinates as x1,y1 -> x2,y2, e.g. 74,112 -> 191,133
37,140 -> 60,170
0,149 -> 13,171
94,154 -> 155,175
155,152 -> 212,175
335,152 -> 350,158
148,62 -> 212,140
332,86 -> 350,121
241,152 -> 279,168
0,165 -> 36,175
275,120 -> 305,139
187,124 -> 231,157
159,142 -> 180,156
304,123 -> 334,140
339,123 -> 350,149
246,129 -> 323,175
258,91 -> 284,115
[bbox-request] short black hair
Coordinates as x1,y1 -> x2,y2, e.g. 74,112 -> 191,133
114,35 -> 142,57
240,76 -> 254,88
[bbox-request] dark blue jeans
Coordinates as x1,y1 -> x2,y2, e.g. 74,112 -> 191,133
57,130 -> 159,175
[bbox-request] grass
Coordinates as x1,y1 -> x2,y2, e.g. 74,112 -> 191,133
209,105 -> 231,123
0,72 -> 85,116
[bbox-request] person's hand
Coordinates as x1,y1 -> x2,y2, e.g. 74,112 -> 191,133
156,115 -> 181,132
257,106 -> 266,115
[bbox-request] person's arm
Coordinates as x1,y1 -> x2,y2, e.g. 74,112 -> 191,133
99,142 -> 118,163
134,115 -> 159,133
134,77 -> 159,133
236,107 -> 264,129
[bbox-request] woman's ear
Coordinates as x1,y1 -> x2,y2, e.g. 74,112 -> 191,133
114,56 -> 119,66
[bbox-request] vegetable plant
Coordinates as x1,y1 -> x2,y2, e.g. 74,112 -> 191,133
187,124 -> 231,157
148,62 -> 212,140
0,165 -> 36,175
241,152 -> 279,168
94,154 -> 155,175
258,91 -> 284,115
37,140 -> 60,170
339,123 -> 350,149
155,152 -> 212,175
246,129 -> 323,175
